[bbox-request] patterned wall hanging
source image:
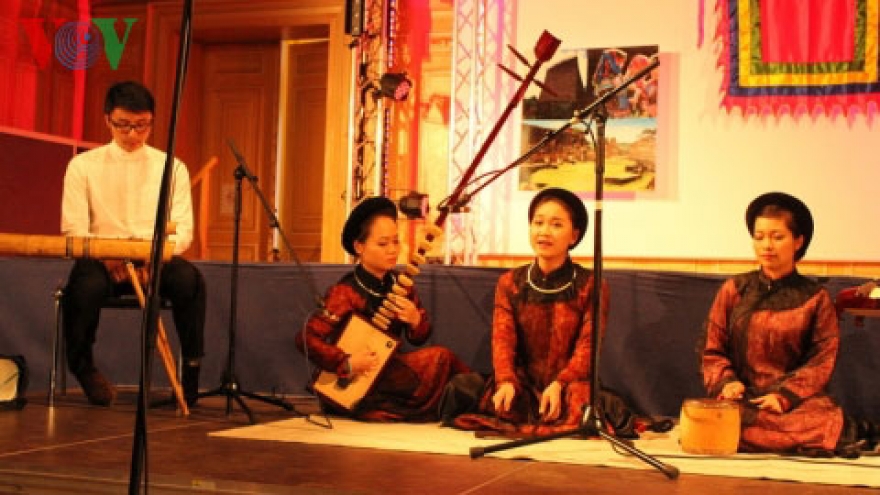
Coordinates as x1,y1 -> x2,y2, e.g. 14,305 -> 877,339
711,0 -> 880,117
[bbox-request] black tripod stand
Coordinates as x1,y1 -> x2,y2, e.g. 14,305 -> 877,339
193,140 -> 307,424
467,58 -> 678,480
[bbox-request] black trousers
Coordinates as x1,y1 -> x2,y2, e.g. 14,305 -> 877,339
62,257 -> 206,376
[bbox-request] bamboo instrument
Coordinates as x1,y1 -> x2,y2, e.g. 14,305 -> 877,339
0,234 -> 173,261
124,261 -> 190,416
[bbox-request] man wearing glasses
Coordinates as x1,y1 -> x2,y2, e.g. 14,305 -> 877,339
60,81 -> 205,407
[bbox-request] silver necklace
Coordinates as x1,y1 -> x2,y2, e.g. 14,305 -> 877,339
527,262 -> 575,295
353,268 -> 392,298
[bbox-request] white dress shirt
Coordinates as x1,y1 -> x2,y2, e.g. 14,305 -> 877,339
61,141 -> 194,254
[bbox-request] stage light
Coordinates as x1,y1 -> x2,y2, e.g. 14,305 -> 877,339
378,72 -> 412,101
398,191 -> 429,219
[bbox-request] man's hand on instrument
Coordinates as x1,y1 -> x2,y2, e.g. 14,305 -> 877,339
103,260 -> 151,285
136,266 -> 151,285
387,293 -> 421,327
492,382 -> 516,413
349,349 -> 379,376
103,260 -> 130,283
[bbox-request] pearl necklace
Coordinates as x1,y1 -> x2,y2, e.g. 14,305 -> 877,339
526,262 -> 575,295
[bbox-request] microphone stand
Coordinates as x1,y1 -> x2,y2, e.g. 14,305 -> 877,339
193,139 -> 310,424
129,0 -> 194,492
466,58 -> 678,480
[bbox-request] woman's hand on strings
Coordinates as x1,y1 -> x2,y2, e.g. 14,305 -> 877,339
388,293 -> 421,327
349,349 -> 379,376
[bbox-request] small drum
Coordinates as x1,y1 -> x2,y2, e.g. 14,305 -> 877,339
679,399 -> 741,456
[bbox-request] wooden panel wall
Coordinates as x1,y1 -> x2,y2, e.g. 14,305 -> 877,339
199,44 -> 280,262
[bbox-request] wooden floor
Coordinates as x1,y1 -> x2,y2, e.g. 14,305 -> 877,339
0,388 -> 875,494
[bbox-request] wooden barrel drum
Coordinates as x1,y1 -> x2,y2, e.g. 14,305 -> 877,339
679,398 -> 740,456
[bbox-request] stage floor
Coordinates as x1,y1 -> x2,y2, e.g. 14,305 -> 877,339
0,389 -> 875,494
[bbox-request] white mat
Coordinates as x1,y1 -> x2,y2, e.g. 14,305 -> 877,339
210,417 -> 880,487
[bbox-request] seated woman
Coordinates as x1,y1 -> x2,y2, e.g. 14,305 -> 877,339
702,192 -> 876,457
295,197 -> 470,421
452,188 -> 608,435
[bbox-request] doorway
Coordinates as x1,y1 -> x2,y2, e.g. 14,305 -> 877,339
276,39 -> 329,263
147,1 -> 351,262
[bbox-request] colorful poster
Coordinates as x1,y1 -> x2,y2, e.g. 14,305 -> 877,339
519,45 -> 659,194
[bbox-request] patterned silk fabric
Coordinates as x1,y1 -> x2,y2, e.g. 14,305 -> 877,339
702,270 -> 844,452
455,259 -> 610,435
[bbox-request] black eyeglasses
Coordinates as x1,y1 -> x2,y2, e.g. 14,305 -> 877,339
109,120 -> 152,133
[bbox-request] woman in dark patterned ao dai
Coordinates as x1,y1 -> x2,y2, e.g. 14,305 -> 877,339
453,188 -> 608,435
295,197 -> 470,421
702,192 -> 877,457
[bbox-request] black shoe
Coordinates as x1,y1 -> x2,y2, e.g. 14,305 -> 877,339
856,420 -> 879,451
794,446 -> 834,458
835,440 -> 865,459
75,369 -> 117,406
182,362 -> 200,407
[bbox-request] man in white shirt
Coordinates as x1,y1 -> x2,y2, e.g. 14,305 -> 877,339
60,81 -> 205,407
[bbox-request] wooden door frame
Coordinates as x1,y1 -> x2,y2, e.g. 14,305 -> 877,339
278,38 -> 330,262
146,0 -> 351,262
